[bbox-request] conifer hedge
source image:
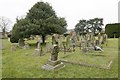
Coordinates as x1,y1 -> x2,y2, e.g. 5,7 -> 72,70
105,23 -> 120,38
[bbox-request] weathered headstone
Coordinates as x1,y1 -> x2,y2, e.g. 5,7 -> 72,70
33,38 -> 44,56
52,34 -> 55,45
96,33 -> 101,46
0,39 -> 3,50
71,34 -> 76,52
66,35 -> 71,51
52,34 -> 58,45
30,35 -> 34,40
42,44 -> 64,70
18,39 -> 25,48
79,35 -> 84,50
8,38 -> 10,42
23,42 -> 30,49
104,33 -> 108,46
81,39 -> 88,53
62,41 -> 66,54
45,42 -> 53,53
58,35 -> 64,50
11,43 -> 17,51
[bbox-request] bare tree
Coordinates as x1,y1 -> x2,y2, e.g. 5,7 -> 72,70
0,16 -> 12,37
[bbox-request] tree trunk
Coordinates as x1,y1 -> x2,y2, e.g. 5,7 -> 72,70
42,35 -> 46,44
2,28 -> 6,38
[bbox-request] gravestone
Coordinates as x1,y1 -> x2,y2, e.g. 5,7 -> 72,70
42,44 -> 64,70
45,42 -> 53,53
71,34 -> 76,52
66,35 -> 71,51
11,43 -> 17,51
52,34 -> 58,45
79,35 -> 84,50
95,33 -> 101,46
30,35 -> 34,40
75,35 -> 80,47
81,39 -> 88,53
18,39 -> 25,48
94,46 -> 103,51
33,38 -> 44,56
62,41 -> 66,54
58,35 -> 64,50
8,38 -> 10,42
23,42 -> 30,49
103,33 -> 108,46
80,33 -> 94,53
52,34 -> 55,45
0,39 -> 2,50
101,33 -> 105,48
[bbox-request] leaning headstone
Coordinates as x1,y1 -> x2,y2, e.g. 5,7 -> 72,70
42,44 -> 64,70
94,46 -> 103,51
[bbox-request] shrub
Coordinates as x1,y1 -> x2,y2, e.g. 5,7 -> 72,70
10,34 -> 19,43
105,23 -> 120,38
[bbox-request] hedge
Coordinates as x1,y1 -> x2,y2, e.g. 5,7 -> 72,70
105,23 -> 120,38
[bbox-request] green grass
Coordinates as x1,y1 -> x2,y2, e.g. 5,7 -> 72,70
59,47 -> 117,68
0,39 -> 2,79
2,38 -> 118,78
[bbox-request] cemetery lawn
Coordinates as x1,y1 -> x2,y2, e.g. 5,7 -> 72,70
2,38 -> 118,78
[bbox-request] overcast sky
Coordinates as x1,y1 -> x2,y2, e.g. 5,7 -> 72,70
0,0 -> 119,30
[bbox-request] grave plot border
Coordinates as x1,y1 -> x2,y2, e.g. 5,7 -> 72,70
61,59 -> 114,69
